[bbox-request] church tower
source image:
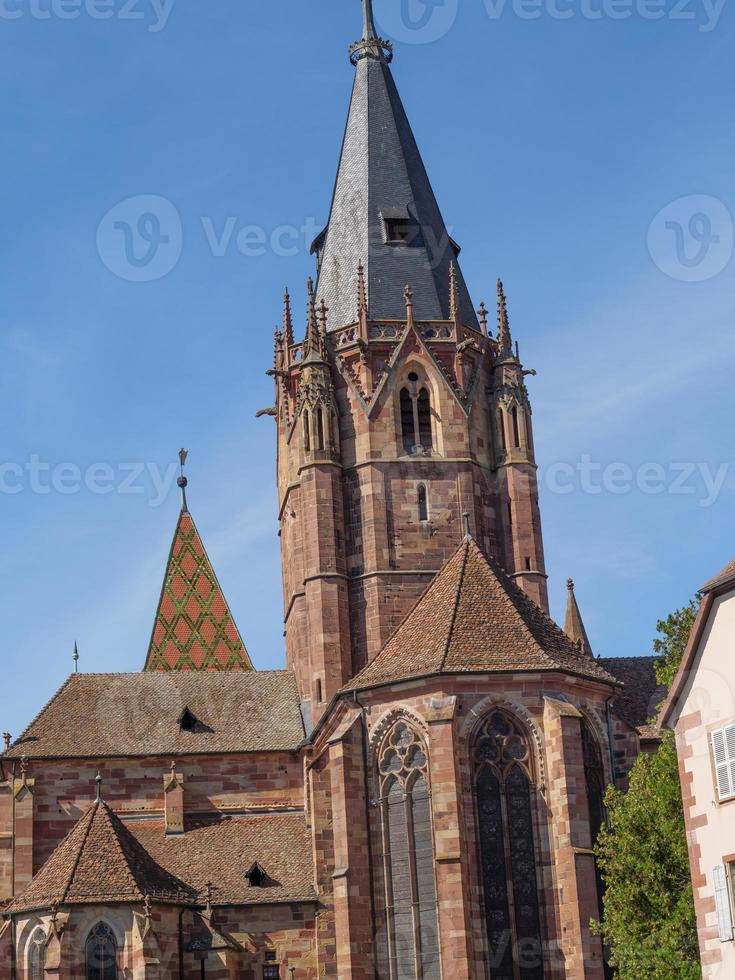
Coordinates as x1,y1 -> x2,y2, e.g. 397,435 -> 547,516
273,0 -> 548,718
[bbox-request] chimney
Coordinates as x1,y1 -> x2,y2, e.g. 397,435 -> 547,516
2,733 -> 11,752
163,762 -> 185,835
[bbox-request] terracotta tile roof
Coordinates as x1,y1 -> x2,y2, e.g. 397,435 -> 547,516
8,800 -> 195,914
9,806 -> 316,915
4,672 -> 304,760
702,556 -> 735,593
144,509 -> 254,672
600,656 -> 666,735
132,813 -> 316,907
344,538 -> 617,691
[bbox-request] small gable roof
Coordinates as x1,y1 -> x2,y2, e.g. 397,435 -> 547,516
4,671 -> 304,760
343,537 -> 617,691
145,508 -> 253,672
8,800 -> 194,914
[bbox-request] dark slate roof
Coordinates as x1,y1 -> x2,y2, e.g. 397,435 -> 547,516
8,800 -> 194,914
600,656 -> 666,736
315,47 -> 478,331
4,672 -> 305,759
144,508 -> 253,672
344,538 -> 617,690
10,806 -> 316,914
132,813 -> 316,907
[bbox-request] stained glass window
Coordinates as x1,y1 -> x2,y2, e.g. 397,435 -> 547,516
30,928 -> 45,980
376,720 -> 440,980
85,923 -> 117,980
474,709 -> 544,979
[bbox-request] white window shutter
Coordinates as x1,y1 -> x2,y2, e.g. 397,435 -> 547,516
712,728 -> 733,800
713,865 -> 733,941
726,725 -> 735,793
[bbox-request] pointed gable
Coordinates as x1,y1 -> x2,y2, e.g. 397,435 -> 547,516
8,800 -> 193,914
345,538 -> 617,690
145,509 -> 253,672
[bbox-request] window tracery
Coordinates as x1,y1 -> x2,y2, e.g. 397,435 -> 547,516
376,720 -> 440,980
85,922 -> 117,980
474,709 -> 544,979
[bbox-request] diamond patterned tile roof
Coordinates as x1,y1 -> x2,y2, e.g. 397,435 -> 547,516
8,799 -> 195,914
343,537 -> 618,690
145,509 -> 253,672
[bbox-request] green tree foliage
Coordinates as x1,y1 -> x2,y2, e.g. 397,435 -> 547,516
592,602 -> 701,978
653,599 -> 700,690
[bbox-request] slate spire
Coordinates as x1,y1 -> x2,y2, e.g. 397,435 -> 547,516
313,1 -> 478,332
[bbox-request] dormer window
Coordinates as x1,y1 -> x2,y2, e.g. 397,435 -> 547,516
246,861 -> 268,888
178,708 -> 198,733
381,208 -> 418,246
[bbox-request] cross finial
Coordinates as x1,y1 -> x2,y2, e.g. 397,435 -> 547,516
350,0 -> 393,65
73,641 -> 79,673
362,0 -> 377,40
478,302 -> 489,336
177,449 -> 189,512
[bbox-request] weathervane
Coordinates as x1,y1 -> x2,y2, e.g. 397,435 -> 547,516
178,449 -> 189,512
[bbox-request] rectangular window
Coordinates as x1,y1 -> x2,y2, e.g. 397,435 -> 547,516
711,725 -> 735,800
713,865 -> 733,941
264,950 -> 279,978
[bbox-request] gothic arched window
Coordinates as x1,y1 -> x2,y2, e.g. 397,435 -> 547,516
376,720 -> 440,980
315,406 -> 325,451
582,719 -> 608,936
85,923 -> 117,980
417,390 -> 433,451
511,405 -> 521,448
582,721 -> 606,845
29,928 -> 45,980
400,387 -> 415,454
303,409 -> 311,452
399,374 -> 433,455
474,709 -> 544,979
497,409 -> 507,452
418,483 -> 429,523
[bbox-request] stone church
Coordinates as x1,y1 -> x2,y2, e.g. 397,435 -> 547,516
0,3 -> 662,978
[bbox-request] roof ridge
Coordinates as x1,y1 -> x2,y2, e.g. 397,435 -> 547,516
441,539 -> 470,671
59,801 -> 99,905
470,542 -> 558,669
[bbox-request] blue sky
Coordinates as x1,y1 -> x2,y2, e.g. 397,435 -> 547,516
1,0 -> 733,738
